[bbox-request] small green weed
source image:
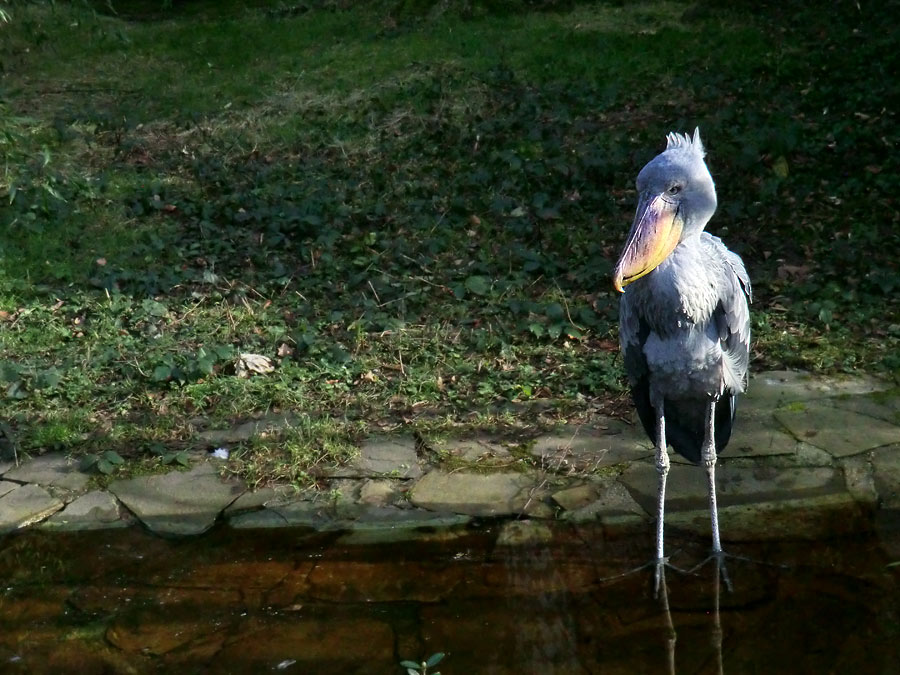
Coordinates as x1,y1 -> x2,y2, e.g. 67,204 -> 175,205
401,652 -> 445,675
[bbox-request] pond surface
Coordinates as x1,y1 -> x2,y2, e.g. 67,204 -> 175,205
1,519 -> 899,674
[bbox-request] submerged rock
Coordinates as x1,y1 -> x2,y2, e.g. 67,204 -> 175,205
871,445 -> 900,509
619,462 -> 847,514
496,520 -> 554,546
666,492 -> 868,541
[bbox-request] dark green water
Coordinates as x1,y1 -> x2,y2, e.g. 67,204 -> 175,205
1,519 -> 898,674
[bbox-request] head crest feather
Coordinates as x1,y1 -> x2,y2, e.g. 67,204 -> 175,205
665,127 -> 705,157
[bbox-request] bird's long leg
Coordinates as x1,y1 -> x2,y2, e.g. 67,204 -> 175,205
702,399 -> 721,553
700,398 -> 733,591
653,396 -> 670,592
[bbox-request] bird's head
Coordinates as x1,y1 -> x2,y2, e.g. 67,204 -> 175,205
613,127 -> 717,292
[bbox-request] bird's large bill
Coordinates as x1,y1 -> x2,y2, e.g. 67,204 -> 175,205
613,194 -> 684,292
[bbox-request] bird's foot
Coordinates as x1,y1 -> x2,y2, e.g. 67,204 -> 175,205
689,551 -> 733,592
652,557 -> 694,598
598,555 -> 690,598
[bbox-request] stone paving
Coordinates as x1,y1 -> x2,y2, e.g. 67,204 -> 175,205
1,370 -> 898,541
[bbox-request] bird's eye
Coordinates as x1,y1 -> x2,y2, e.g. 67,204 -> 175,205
667,184 -> 682,195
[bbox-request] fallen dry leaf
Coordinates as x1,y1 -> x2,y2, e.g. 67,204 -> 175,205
235,353 -> 275,378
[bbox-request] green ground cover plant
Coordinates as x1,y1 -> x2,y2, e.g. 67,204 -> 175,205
1,0 -> 897,483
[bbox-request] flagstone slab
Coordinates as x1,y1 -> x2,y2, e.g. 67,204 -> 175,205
774,401 -> 900,457
723,397 -> 804,458
409,470 -> 534,516
529,422 -> 652,472
551,484 -> 598,511
109,463 -> 245,536
4,453 -> 90,492
328,435 -> 422,479
0,460 -> 13,476
43,491 -> 132,531
224,485 -> 304,515
0,484 -> 64,532
746,370 -> 891,406
619,461 -> 846,514
0,480 -> 17,499
558,479 -> 649,525
358,479 -> 402,506
825,392 -> 900,426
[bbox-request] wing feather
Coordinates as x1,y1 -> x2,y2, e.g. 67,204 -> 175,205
705,235 -> 752,393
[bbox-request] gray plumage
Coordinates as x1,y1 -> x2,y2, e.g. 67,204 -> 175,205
618,130 -> 751,462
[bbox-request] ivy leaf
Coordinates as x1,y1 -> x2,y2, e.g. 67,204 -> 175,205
6,381 -> 27,399
545,302 -> 564,320
80,454 -> 100,471
426,653 -> 445,667
148,442 -> 166,456
464,275 -> 490,296
102,450 -> 125,465
141,299 -> 169,317
34,367 -> 62,390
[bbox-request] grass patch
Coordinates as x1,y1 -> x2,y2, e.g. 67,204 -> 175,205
225,415 -> 364,489
1,0 -> 898,484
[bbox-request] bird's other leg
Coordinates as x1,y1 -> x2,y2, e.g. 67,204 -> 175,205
653,395 -> 669,593
701,398 -> 732,591
702,398 -> 721,554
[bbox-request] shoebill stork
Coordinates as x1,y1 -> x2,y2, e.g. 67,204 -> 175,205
613,128 -> 751,570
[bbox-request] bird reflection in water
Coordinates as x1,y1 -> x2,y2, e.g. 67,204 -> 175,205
656,564 -> 725,675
